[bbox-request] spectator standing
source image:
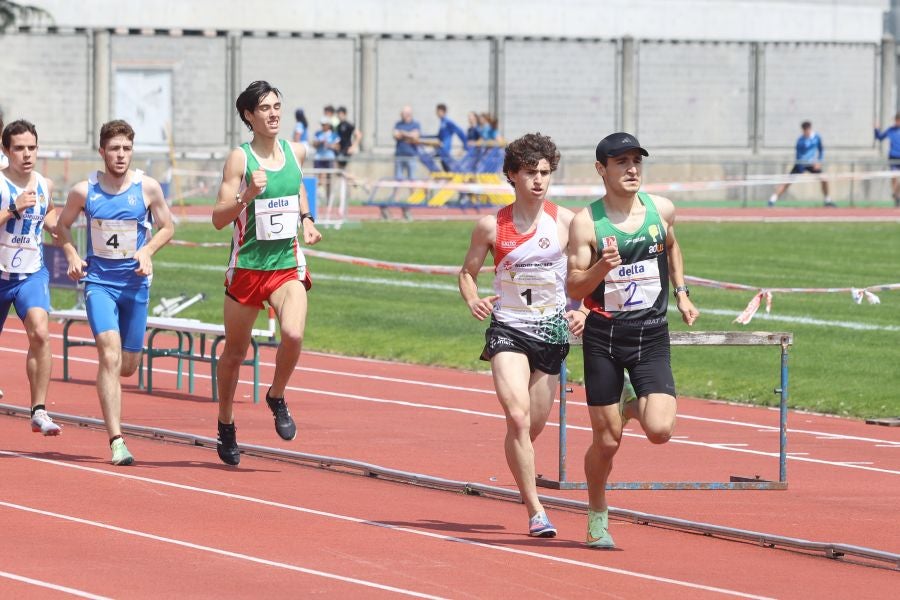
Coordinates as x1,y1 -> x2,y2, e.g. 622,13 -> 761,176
292,108 -> 308,145
432,103 -> 468,171
466,111 -> 482,144
874,113 -> 900,207
392,106 -> 421,188
768,121 -> 833,207
335,106 -> 361,169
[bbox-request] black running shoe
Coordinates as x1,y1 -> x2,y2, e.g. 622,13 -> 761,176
265,391 -> 297,441
217,421 -> 240,465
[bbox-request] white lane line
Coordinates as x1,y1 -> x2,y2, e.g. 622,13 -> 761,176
0,570 -> 111,600
0,501 -> 444,599
0,346 -> 897,476
0,453 -> 772,600
875,444 -> 900,448
6,328 -> 900,447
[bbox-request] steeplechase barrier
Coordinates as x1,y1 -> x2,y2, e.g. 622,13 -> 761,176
537,331 -> 793,491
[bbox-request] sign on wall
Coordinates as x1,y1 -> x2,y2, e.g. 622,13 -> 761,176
114,69 -> 173,150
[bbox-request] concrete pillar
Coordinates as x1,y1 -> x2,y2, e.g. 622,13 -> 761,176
750,42 -> 764,154
880,34 -> 897,124
490,37 -> 504,125
92,29 -> 111,146
359,34 -> 377,152
621,36 -> 636,134
226,31 -> 242,149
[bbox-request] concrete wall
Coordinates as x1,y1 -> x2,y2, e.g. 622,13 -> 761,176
24,0 -> 890,43
0,32 -> 92,147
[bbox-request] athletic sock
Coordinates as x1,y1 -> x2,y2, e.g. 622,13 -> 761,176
768,194 -> 777,203
31,404 -> 46,416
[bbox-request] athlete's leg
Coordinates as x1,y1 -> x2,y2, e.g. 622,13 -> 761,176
633,393 -> 677,444
491,352 -> 548,517
95,330 -> 125,439
584,403 -> 624,511
216,295 -> 259,424
266,279 -> 307,398
22,307 -> 51,409
116,287 -> 149,378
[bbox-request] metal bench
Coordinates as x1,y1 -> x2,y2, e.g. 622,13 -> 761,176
51,309 -> 274,403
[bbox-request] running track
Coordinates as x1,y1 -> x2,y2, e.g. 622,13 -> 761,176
1,320 -> 898,599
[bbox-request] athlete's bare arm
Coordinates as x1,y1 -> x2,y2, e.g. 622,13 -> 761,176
566,207 -> 621,300
132,176 -> 175,276
289,141 -> 322,246
459,215 -> 499,320
653,194 -> 699,326
58,181 -> 88,280
212,148 -> 257,231
555,205 -> 588,334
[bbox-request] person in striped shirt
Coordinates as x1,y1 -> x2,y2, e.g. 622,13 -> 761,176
0,119 -> 60,436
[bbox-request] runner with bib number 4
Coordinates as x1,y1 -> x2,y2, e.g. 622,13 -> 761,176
58,120 -> 175,466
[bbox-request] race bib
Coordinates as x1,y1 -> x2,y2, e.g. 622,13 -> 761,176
499,268 -> 557,315
91,219 -> 138,259
255,195 -> 300,241
0,243 -> 40,273
603,257 -> 662,312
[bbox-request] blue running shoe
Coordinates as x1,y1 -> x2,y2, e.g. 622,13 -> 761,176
528,511 -> 557,538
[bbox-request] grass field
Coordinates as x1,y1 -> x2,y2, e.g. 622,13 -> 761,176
48,218 -> 900,420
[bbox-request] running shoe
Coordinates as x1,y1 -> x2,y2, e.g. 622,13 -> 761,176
586,508 -> 615,549
619,375 -> 637,425
31,409 -> 61,436
528,511 -> 558,538
217,421 -> 240,465
110,438 -> 134,466
265,391 -> 297,441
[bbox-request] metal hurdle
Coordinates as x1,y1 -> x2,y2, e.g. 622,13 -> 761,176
536,331 -> 793,491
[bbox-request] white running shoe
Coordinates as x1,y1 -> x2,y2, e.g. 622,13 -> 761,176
31,409 -> 61,436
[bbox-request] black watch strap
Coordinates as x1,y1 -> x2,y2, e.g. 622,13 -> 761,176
300,212 -> 315,223
673,285 -> 689,298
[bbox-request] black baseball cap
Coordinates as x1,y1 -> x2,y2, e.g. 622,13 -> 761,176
595,132 -> 649,161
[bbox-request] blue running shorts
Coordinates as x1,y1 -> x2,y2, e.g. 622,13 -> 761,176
85,282 -> 149,353
0,268 -> 51,333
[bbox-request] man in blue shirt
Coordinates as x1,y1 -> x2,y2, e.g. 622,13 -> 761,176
431,103 -> 468,171
393,106 -> 421,182
874,113 -> 900,207
769,121 -> 834,207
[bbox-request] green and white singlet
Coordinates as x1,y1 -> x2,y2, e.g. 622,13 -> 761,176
226,139 -> 306,282
586,192 -> 669,323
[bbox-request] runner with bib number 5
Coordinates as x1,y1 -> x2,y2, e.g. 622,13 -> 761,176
567,132 -> 699,549
211,81 -> 322,465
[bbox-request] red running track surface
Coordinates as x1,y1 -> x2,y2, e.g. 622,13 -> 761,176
0,322 -> 898,598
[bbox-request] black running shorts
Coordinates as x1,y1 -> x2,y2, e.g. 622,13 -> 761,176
582,316 -> 676,406
481,321 -> 570,375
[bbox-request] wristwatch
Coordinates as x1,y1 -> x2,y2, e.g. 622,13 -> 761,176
673,285 -> 690,298
8,201 -> 21,219
300,212 -> 315,224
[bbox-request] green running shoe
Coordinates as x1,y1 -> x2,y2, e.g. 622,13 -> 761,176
619,374 -> 637,425
586,508 -> 615,549
110,438 -> 134,466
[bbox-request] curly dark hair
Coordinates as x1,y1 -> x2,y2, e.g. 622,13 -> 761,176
502,133 -> 560,186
